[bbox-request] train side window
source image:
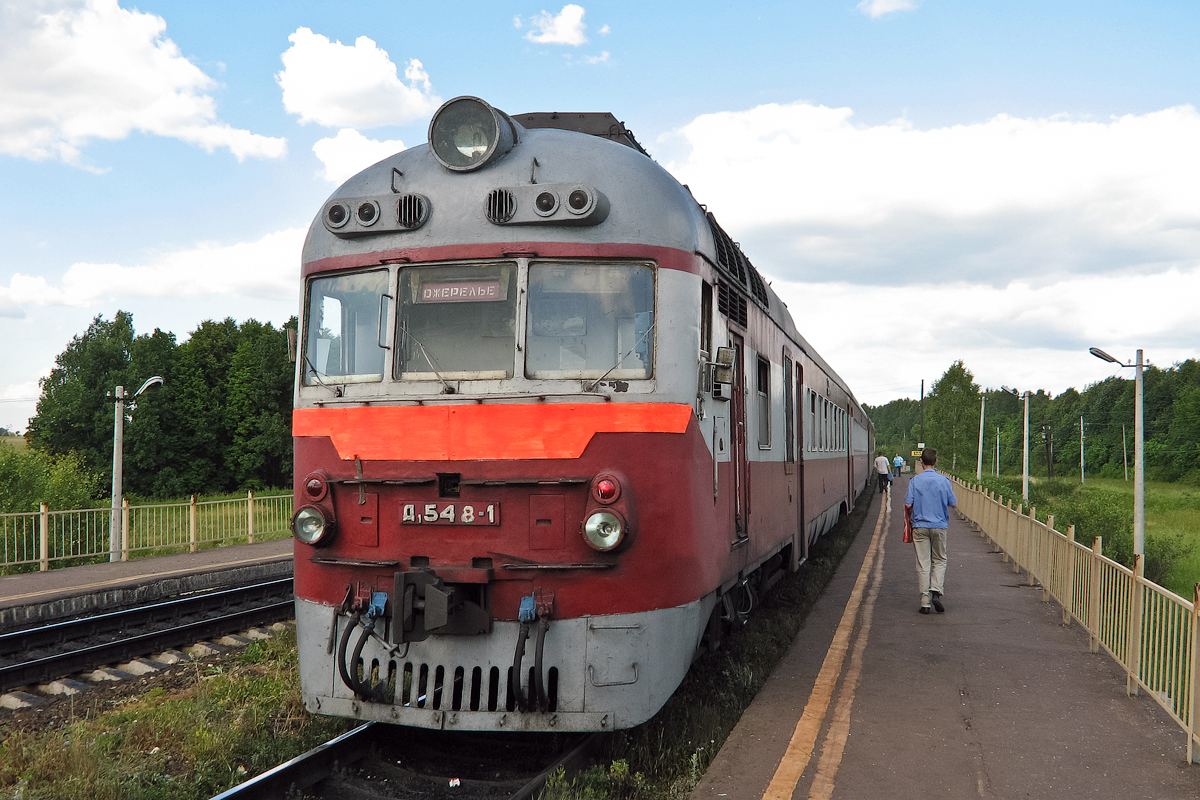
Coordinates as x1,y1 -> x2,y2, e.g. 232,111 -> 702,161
757,357 -> 770,448
304,269 -> 388,383
701,283 -> 713,358
783,356 -> 794,463
809,390 -> 816,451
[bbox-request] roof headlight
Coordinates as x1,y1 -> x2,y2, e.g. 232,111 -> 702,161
293,505 -> 334,546
429,96 -> 515,172
583,510 -> 624,551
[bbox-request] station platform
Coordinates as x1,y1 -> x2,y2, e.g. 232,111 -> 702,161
692,476 -> 1198,799
0,538 -> 293,629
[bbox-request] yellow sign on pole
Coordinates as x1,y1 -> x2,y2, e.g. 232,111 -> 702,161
911,450 -> 923,457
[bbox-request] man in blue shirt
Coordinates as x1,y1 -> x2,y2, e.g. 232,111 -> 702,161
904,448 -> 958,614
892,453 -> 904,477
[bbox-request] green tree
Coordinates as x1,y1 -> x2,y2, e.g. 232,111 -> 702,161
925,360 -> 980,472
224,320 -> 296,490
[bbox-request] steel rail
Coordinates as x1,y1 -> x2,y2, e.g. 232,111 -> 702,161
0,578 -> 293,655
207,725 -> 602,800
0,598 -> 294,693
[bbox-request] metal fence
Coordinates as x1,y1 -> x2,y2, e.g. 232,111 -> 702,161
953,478 -> 1200,763
0,492 -> 292,572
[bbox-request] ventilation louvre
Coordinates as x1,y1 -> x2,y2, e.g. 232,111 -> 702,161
486,189 -> 517,224
396,194 -> 429,229
707,212 -> 770,307
384,659 -> 558,713
717,279 -> 748,328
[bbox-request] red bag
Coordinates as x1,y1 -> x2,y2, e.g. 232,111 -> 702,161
903,505 -> 913,543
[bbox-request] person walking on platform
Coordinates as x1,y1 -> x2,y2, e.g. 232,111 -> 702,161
904,448 -> 957,615
893,453 -> 904,477
874,452 -> 891,493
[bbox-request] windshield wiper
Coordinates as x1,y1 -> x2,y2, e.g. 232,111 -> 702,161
303,354 -> 343,396
399,328 -> 456,394
585,321 -> 656,392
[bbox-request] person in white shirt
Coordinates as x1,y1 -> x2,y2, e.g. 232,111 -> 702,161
874,452 -> 891,493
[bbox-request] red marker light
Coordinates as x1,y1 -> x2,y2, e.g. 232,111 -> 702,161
596,479 -> 618,502
305,479 -> 323,498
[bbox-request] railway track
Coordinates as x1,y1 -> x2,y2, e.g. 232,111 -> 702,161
210,723 -> 602,800
0,578 -> 294,694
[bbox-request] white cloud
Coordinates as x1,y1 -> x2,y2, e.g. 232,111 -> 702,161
513,15 -> 523,28
666,102 -> 1200,285
313,129 -> 407,184
277,28 -> 440,129
0,228 -> 306,315
0,0 -> 286,165
525,5 -> 588,46
583,51 -> 611,65
774,266 -> 1200,403
599,24 -> 610,35
857,0 -> 919,19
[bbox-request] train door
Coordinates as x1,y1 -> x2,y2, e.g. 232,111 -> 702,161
794,365 -> 807,567
730,333 -> 749,541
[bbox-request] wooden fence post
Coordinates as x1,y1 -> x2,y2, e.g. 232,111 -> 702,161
247,490 -> 255,544
1013,504 -> 1023,574
1027,506 -> 1038,586
189,495 -> 198,553
1043,514 -> 1054,601
39,503 -> 49,572
1089,536 -> 1103,653
1063,524 -> 1075,625
1188,583 -> 1200,763
121,497 -> 130,562
1126,554 -> 1144,697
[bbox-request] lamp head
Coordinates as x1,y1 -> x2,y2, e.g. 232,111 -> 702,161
1089,347 -> 1119,364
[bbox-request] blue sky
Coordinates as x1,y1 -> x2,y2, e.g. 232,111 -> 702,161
3,0 -> 1200,431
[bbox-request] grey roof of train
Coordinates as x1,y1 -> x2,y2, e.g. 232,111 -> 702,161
303,116 -> 861,410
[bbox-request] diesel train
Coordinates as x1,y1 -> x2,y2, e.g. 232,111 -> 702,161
290,96 -> 873,732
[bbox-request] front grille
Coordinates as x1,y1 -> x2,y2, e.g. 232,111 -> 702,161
486,189 -> 517,224
361,657 -> 559,712
396,194 -> 429,229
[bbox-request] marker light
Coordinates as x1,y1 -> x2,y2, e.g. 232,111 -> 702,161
535,191 -> 558,215
292,505 -> 334,546
583,510 -> 624,551
303,472 -> 328,502
428,97 -> 515,172
593,477 -> 620,504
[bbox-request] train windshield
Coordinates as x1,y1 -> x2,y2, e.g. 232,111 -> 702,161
525,263 -> 654,380
395,263 -> 518,380
304,270 -> 388,383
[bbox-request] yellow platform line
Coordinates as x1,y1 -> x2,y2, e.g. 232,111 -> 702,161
762,496 -> 888,800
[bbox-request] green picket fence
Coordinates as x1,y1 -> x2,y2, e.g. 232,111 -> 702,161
0,492 -> 292,573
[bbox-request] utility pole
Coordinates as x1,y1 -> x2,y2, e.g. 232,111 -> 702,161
1042,423 -> 1052,478
1079,415 -> 1085,485
1122,424 -> 1128,481
995,426 -> 1000,476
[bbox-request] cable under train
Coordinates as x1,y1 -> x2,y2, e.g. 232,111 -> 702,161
290,96 -> 873,732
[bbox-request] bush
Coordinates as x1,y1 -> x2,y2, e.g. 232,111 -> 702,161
0,442 -> 101,513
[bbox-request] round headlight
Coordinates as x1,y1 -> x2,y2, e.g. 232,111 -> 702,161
293,505 -> 333,546
428,97 -> 514,172
583,510 -> 624,551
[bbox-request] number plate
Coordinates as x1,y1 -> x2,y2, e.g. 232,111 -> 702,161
401,502 -> 500,526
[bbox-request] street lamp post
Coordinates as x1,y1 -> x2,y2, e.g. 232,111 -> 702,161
976,395 -> 986,481
1089,347 -> 1144,556
109,376 -> 164,561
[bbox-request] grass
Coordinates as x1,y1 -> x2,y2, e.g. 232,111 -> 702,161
0,436 -> 26,452
0,630 -> 353,800
545,487 -> 875,800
